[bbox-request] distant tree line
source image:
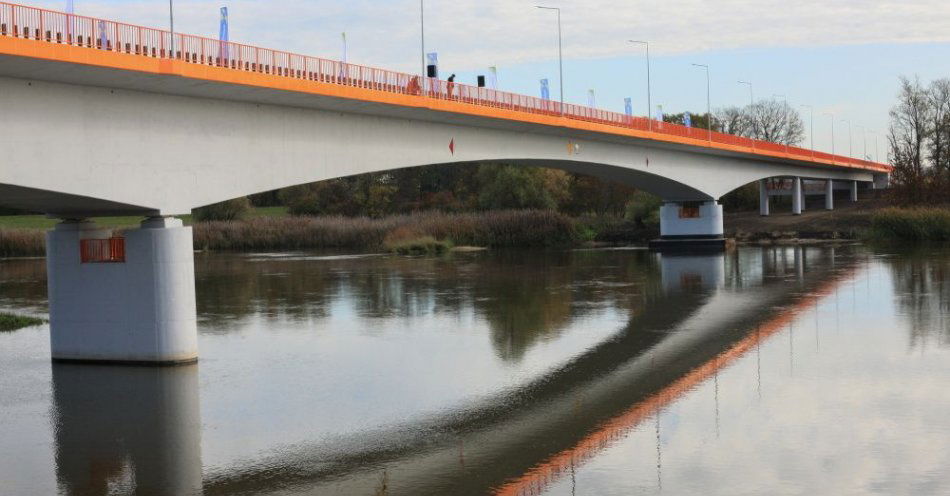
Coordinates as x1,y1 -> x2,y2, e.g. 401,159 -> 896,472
663,99 -> 806,146
888,76 -> 950,204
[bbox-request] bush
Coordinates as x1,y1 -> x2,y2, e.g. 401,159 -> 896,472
871,207 -> 950,240
624,191 -> 662,228
193,197 -> 251,222
0,312 -> 45,332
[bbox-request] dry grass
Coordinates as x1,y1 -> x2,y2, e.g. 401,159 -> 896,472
0,229 -> 45,258
871,207 -> 950,241
193,210 -> 578,252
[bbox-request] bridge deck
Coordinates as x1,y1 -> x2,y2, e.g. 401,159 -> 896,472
0,1 -> 890,175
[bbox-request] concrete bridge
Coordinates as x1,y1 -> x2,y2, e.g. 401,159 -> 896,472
0,2 -> 890,364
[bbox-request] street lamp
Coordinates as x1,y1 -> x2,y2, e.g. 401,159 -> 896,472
692,63 -> 711,141
628,40 -> 651,131
773,94 -> 788,153
840,119 -> 853,159
536,6 -> 564,112
420,0 -> 425,78
738,80 -> 754,148
168,0 -> 175,58
800,104 -> 814,155
823,112 -> 835,160
855,124 -> 867,161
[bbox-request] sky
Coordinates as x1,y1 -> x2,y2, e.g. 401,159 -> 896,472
30,0 -> 950,161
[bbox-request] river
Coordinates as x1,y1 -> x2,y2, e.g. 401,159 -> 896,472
1,244 -> 948,495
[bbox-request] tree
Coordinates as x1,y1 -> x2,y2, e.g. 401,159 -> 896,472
476,164 -> 558,210
713,106 -> 750,136
888,76 -> 932,202
928,78 -> 950,181
192,197 -> 251,221
746,99 -> 805,145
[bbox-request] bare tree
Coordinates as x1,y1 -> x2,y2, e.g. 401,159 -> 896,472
746,100 -> 805,145
713,106 -> 749,136
928,78 -> 950,179
888,76 -> 931,198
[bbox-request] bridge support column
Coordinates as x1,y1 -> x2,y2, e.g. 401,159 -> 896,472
759,179 -> 770,216
825,180 -> 834,210
850,180 -> 858,202
47,217 -> 198,365
792,177 -> 802,215
649,201 -> 725,251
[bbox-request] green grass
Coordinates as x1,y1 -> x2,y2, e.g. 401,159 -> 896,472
0,312 -> 45,332
0,206 -> 288,230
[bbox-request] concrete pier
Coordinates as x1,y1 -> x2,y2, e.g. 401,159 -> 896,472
759,179 -> 770,216
47,217 -> 198,365
792,177 -> 802,215
825,180 -> 834,210
650,201 -> 725,251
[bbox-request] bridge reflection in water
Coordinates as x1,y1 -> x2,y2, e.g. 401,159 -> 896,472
47,246 -> 858,496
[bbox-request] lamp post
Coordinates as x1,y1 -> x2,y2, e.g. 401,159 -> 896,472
738,80 -> 754,148
773,94 -> 788,153
841,119 -> 853,158
823,112 -> 835,160
420,0 -> 425,78
855,124 -> 867,161
800,104 -> 814,156
168,0 -> 175,58
536,6 -> 563,112
692,63 -> 711,141
629,40 -> 651,131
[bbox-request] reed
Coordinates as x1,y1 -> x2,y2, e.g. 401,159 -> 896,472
0,228 -> 46,258
870,207 -> 950,241
193,210 -> 578,251
0,312 -> 45,332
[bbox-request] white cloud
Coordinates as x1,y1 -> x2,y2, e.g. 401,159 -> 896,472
25,0 -> 950,73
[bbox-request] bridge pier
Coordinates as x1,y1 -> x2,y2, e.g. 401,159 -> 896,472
792,177 -> 803,215
650,201 -> 725,251
850,180 -> 859,202
47,217 -> 198,365
825,180 -> 834,210
758,179 -> 770,216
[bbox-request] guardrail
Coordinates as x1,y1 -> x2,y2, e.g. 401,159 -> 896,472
79,237 -> 125,263
0,1 -> 891,173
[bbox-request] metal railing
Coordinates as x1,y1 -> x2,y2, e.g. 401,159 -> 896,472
79,237 -> 125,263
0,1 -> 891,173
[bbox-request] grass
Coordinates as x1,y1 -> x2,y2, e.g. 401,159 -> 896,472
870,207 -> 950,241
0,312 -> 45,332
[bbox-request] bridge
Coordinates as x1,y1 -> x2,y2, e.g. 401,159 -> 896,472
0,2 -> 891,364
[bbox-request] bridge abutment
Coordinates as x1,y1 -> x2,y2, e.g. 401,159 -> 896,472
650,201 -> 725,251
47,217 -> 198,365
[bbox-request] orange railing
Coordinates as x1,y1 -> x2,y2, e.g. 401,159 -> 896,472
0,1 -> 891,174
79,237 -> 125,263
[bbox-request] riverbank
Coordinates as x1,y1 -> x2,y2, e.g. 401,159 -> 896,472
2,202 -> 947,257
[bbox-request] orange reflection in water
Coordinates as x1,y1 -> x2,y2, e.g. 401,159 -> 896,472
492,266 -> 859,496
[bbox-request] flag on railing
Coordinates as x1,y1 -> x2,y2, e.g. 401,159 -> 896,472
540,79 -> 550,101
587,89 -> 595,108
341,32 -> 347,63
624,97 -> 633,117
655,104 -> 663,121
684,112 -> 692,128
218,7 -> 229,61
488,66 -> 497,89
426,52 -> 438,79
98,20 -> 107,50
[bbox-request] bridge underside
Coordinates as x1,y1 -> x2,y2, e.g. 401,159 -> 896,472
0,183 -> 156,217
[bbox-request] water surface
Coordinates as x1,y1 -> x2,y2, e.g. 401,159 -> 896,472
1,245 -> 948,495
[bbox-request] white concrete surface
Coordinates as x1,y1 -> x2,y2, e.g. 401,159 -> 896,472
47,218 -> 197,363
659,201 -> 724,238
0,73 -> 876,217
759,179 -> 770,216
660,253 -> 726,293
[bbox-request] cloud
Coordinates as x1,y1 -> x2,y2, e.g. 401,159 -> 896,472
25,0 -> 950,74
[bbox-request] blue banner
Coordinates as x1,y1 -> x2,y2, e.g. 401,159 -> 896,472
624,97 -> 633,117
540,79 -> 550,100
684,112 -> 692,128
218,7 -> 229,60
